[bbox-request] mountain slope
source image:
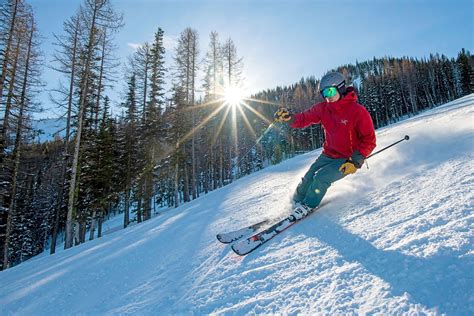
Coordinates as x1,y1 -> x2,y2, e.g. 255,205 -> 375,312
1,94 -> 473,315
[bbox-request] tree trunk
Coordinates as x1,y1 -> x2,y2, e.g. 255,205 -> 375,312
219,139 -> 224,187
0,0 -> 19,102
142,55 -> 149,120
94,29 -> 107,129
142,148 -> 153,221
174,143 -> 179,208
65,3 -> 99,249
51,15 -> 79,255
123,185 -> 130,228
74,221 -> 80,245
89,210 -> 96,240
0,34 -> 22,165
191,37 -> 197,200
80,221 -> 86,244
183,163 -> 190,202
97,213 -> 103,238
2,16 -> 34,269
136,190 -> 142,223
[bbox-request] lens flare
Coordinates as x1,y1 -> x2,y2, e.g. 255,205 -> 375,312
224,86 -> 245,107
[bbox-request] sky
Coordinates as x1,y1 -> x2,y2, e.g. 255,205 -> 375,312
28,0 -> 473,119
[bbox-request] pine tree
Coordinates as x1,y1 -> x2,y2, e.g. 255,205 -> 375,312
202,31 -> 224,188
173,27 -> 199,201
64,0 -> 123,249
88,96 -> 115,240
203,31 -> 223,100
140,27 -> 166,220
2,6 -> 42,269
0,0 -> 22,104
456,48 -> 473,95
221,38 -> 243,87
49,9 -> 81,255
0,0 -> 25,266
121,73 -> 138,227
148,27 -> 166,115
221,37 -> 243,180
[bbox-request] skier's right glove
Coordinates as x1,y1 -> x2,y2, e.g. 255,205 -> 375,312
339,160 -> 358,175
339,151 -> 366,175
274,107 -> 293,123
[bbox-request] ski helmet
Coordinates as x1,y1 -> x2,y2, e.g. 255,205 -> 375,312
319,72 -> 346,97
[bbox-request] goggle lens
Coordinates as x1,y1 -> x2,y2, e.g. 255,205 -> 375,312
322,87 -> 338,98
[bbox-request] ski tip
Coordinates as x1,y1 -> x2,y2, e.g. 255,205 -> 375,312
231,250 -> 247,256
216,234 -> 230,244
231,245 -> 248,256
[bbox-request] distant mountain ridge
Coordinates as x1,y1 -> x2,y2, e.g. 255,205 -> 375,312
31,118 -> 67,142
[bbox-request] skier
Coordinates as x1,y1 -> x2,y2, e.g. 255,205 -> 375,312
274,72 -> 376,219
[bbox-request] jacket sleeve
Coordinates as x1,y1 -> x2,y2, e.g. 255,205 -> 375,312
355,106 -> 377,157
290,103 -> 323,129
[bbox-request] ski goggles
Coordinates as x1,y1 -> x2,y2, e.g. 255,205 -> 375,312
321,86 -> 338,98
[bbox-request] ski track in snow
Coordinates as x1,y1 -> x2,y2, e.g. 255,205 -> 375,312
0,94 -> 473,315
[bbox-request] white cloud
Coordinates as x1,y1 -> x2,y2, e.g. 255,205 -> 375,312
163,35 -> 177,50
127,36 -> 175,52
127,42 -> 141,51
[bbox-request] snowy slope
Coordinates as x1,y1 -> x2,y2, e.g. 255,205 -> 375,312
1,95 -> 473,315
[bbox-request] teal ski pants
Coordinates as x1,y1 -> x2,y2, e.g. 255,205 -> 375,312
293,154 -> 348,208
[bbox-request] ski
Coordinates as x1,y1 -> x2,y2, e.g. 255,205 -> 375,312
231,206 -> 321,256
216,219 -> 270,244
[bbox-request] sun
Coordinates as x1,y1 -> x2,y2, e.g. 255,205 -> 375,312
223,85 -> 245,107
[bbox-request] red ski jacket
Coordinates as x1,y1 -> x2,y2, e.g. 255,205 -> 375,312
290,87 -> 376,159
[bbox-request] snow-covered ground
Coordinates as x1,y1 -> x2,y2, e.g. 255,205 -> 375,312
1,94 -> 473,315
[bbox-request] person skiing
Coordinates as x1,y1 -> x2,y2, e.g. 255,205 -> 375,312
274,71 -> 376,219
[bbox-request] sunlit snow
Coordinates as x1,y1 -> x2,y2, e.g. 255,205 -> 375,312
1,94 -> 473,315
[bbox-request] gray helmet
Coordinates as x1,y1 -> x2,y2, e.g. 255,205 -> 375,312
319,72 -> 346,96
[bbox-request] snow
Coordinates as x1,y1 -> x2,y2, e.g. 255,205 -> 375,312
1,94 -> 473,315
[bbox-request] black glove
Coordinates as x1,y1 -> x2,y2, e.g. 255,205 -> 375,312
349,150 -> 365,168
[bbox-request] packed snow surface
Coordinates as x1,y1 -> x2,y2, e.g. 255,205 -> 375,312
1,94 -> 473,314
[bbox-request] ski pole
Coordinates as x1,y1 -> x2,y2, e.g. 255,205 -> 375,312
367,135 -> 410,159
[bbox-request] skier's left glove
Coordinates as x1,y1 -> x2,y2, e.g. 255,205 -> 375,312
339,151 -> 365,175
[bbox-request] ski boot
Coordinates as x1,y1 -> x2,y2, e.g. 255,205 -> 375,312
291,203 -> 312,220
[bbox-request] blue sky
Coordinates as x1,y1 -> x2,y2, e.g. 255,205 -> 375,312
29,0 -> 473,118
